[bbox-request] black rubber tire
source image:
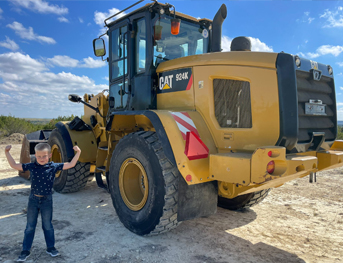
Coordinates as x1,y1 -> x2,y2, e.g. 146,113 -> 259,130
109,131 -> 179,236
218,189 -> 271,211
48,129 -> 91,193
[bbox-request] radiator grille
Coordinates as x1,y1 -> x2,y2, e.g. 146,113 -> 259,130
213,79 -> 252,128
296,70 -> 336,143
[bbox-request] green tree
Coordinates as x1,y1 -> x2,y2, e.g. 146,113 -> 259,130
0,115 -> 35,137
41,115 -> 76,130
0,115 -> 79,138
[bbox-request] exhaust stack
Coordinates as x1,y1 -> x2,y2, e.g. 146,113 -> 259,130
211,4 -> 227,52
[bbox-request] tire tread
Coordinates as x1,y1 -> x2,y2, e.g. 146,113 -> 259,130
137,131 -> 180,236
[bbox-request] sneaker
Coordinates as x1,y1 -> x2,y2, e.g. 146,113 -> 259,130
17,250 -> 30,262
46,247 -> 60,257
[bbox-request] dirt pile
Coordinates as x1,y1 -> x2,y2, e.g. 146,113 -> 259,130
0,133 -> 24,145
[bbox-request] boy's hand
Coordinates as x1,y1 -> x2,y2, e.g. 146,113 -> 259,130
5,145 -> 12,152
73,145 -> 81,153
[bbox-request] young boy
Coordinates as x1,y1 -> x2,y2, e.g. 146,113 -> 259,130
5,142 -> 81,262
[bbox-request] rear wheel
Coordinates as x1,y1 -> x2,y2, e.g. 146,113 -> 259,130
109,131 -> 179,236
218,189 -> 271,211
48,129 -> 91,193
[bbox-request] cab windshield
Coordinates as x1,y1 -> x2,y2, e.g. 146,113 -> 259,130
153,14 -> 210,66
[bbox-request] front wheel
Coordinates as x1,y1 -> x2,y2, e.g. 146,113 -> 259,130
109,131 -> 179,236
218,189 -> 271,211
48,129 -> 91,193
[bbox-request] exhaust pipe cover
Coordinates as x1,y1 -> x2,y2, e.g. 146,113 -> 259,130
211,4 -> 227,53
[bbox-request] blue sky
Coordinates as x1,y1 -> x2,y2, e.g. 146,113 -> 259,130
0,0 -> 342,119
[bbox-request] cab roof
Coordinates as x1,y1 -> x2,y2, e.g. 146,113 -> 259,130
106,1 -> 212,27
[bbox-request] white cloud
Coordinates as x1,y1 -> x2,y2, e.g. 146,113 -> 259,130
320,6 -> 343,28
249,37 -> 273,52
307,52 -> 320,59
221,36 -> 273,52
9,0 -> 68,15
0,52 -> 106,118
7,22 -> 56,44
308,17 -> 315,24
297,52 -> 306,57
337,62 -> 343,67
0,7 -> 3,19
47,55 -> 79,67
79,17 -> 84,23
94,8 -> 125,26
80,57 -> 106,68
46,55 -> 106,68
0,36 -> 19,51
304,45 -> 343,59
338,73 -> 343,76
94,8 -> 126,36
305,11 -> 315,24
297,12 -> 315,24
221,36 -> 232,51
317,45 -> 343,56
58,17 -> 69,23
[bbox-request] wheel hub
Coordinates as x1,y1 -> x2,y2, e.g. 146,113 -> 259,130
51,144 -> 62,178
119,158 -> 149,211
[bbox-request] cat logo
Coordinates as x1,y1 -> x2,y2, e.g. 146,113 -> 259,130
310,60 -> 318,70
159,75 -> 173,90
157,68 -> 192,93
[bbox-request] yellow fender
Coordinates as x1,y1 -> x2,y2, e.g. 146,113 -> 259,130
152,110 -> 217,185
55,122 -> 97,163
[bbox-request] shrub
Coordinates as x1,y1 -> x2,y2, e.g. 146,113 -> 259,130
41,115 -> 77,130
337,126 -> 343,140
0,115 -> 78,137
0,115 -> 35,137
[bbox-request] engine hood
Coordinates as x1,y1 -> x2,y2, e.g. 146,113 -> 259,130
156,51 -> 278,73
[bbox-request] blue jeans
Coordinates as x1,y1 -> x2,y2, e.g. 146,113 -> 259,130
22,194 -> 55,251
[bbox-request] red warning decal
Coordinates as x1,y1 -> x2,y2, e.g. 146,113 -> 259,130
171,112 -> 209,160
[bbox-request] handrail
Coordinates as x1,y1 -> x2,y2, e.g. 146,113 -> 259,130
104,0 -> 145,27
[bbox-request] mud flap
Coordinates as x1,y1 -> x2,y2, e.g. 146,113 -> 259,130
177,175 -> 218,222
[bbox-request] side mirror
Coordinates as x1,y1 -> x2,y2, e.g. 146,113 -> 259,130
93,38 -> 106,57
68,94 -> 82,103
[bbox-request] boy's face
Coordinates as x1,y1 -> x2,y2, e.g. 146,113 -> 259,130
35,150 -> 52,165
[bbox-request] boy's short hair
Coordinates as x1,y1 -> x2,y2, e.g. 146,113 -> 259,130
34,143 -> 51,153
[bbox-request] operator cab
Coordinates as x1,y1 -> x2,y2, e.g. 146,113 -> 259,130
93,1 -> 214,112
152,13 -> 210,66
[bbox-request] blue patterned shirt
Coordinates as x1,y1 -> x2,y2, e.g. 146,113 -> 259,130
22,161 -> 64,195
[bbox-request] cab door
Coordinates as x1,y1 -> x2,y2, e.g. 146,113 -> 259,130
109,21 -> 129,110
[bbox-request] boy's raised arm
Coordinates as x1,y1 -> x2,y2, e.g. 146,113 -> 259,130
63,146 -> 81,170
5,145 -> 23,171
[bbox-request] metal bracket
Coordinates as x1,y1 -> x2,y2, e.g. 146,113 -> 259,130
309,172 -> 316,183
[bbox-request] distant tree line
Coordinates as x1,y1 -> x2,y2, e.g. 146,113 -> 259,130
337,126 -> 343,140
1,114 -> 343,141
0,115 -> 77,138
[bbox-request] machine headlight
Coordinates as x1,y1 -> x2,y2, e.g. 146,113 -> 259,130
295,56 -> 301,67
328,65 -> 333,75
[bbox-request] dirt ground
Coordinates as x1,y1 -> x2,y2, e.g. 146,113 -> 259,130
0,144 -> 342,263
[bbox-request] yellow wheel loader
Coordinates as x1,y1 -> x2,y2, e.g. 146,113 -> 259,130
20,0 -> 343,235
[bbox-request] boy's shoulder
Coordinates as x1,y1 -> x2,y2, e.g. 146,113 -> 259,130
49,161 -> 64,166
22,162 -> 36,171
